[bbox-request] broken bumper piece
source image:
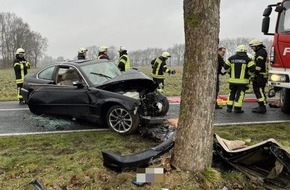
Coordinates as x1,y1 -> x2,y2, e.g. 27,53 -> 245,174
102,132 -> 175,171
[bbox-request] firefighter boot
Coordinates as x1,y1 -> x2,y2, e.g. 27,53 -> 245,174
234,107 -> 244,113
252,105 -> 267,113
227,105 -> 233,113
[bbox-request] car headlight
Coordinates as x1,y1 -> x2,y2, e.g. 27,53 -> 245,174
270,74 -> 287,82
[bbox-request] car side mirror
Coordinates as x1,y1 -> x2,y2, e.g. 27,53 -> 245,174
73,81 -> 84,88
263,7 -> 272,16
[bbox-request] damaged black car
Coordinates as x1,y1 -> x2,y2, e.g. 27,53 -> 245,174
21,59 -> 169,135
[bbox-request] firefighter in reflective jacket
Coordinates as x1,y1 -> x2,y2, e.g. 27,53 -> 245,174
117,46 -> 130,71
249,39 -> 268,113
13,48 -> 31,104
98,46 -> 110,60
150,52 -> 176,92
224,45 -> 255,113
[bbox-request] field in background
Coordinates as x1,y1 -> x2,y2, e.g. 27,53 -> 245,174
0,66 -> 237,101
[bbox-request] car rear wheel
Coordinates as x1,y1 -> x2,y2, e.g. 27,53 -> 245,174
106,105 -> 139,135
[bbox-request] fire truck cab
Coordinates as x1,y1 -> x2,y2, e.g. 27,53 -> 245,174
262,0 -> 290,113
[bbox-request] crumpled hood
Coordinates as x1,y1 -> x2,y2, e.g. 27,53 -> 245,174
97,69 -> 158,92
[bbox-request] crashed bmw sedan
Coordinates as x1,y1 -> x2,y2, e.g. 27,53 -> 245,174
21,59 -> 169,135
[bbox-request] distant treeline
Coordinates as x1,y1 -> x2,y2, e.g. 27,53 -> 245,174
0,12 -> 48,69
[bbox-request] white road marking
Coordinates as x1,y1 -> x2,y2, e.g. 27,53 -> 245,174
0,108 -> 29,111
215,120 -> 290,126
0,128 -> 110,137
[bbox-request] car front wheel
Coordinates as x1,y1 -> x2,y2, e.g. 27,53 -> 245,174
106,105 -> 140,135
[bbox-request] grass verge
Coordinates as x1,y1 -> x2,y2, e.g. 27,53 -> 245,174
0,123 -> 289,189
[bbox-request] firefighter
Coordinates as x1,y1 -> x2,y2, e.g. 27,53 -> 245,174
224,45 -> 256,113
117,46 -> 131,72
77,48 -> 88,60
249,39 -> 268,113
150,52 -> 176,93
13,48 -> 31,104
98,46 -> 110,60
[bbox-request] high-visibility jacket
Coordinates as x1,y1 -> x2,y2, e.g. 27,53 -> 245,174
224,52 -> 255,85
118,54 -> 131,71
150,56 -> 171,79
13,57 -> 31,84
253,46 -> 268,78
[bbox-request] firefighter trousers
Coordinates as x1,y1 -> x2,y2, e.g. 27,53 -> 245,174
227,84 -> 247,109
253,76 -> 267,106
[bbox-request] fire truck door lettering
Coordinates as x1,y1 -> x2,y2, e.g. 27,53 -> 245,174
283,47 -> 290,56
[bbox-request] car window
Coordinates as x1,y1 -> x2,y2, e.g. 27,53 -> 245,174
38,66 -> 55,80
57,67 -> 82,85
80,61 -> 121,86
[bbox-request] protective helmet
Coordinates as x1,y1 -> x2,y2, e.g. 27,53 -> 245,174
249,39 -> 263,47
99,46 -> 108,52
119,46 -> 127,52
16,48 -> 25,55
235,45 -> 247,52
161,51 -> 171,58
79,48 -> 88,53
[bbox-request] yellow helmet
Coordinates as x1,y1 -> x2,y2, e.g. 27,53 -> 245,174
249,39 -> 263,47
161,51 -> 171,58
16,48 -> 25,55
99,46 -> 108,52
79,48 -> 88,53
235,45 -> 247,52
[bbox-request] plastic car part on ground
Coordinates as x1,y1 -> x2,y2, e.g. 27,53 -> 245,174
102,129 -> 175,172
213,134 -> 290,189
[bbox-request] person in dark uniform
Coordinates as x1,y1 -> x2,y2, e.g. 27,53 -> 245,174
249,39 -> 268,113
13,48 -> 31,104
224,45 -> 256,113
150,52 -> 176,93
98,46 -> 110,60
216,47 -> 226,109
77,48 -> 87,60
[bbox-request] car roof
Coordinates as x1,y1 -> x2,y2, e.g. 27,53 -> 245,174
57,59 -> 111,67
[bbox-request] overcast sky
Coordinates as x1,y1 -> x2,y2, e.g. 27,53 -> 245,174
1,0 -> 277,59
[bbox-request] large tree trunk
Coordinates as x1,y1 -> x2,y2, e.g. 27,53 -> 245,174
171,0 -> 220,171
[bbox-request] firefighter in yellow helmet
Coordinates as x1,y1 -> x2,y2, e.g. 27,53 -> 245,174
98,46 -> 110,60
13,48 -> 31,104
224,45 -> 256,113
117,46 -> 131,72
150,52 -> 176,93
249,39 -> 268,113
77,48 -> 88,60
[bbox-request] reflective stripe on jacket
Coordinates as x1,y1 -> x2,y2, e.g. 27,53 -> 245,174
118,54 -> 131,71
14,58 -> 30,84
224,53 -> 255,85
150,57 -> 170,79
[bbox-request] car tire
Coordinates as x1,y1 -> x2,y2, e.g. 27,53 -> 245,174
106,105 -> 140,135
155,93 -> 169,116
280,88 -> 290,113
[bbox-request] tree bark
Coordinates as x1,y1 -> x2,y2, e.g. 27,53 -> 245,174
171,0 -> 220,171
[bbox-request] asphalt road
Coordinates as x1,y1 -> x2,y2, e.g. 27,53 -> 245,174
1,101 -> 290,135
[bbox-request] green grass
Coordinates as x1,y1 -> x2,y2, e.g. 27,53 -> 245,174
0,124 -> 289,189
